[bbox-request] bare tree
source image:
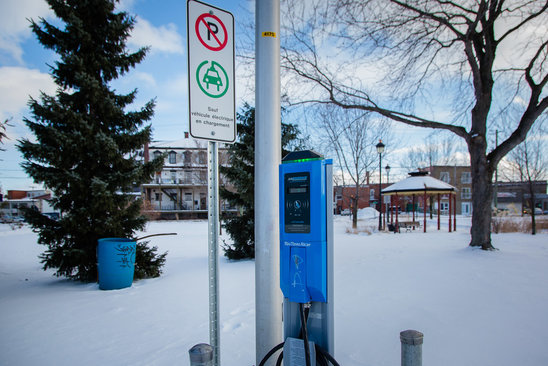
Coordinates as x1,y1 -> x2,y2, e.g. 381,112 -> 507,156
281,0 -> 548,250
315,106 -> 391,228
403,133 -> 463,171
504,122 -> 547,234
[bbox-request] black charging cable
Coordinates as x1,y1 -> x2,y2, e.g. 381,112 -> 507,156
300,303 -> 312,366
258,302 -> 342,366
258,342 -> 284,366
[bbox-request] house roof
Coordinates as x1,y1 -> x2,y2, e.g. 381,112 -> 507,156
382,172 -> 457,196
149,138 -> 231,150
149,138 -> 208,150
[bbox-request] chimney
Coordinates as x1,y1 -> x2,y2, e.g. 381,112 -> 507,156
366,171 -> 370,185
144,142 -> 149,163
184,131 -> 189,139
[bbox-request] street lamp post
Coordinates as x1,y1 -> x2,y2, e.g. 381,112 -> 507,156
385,165 -> 391,228
376,140 -> 385,231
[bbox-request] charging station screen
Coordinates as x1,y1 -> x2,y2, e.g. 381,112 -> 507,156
284,172 -> 310,233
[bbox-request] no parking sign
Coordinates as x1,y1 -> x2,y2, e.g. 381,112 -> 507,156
187,0 -> 235,142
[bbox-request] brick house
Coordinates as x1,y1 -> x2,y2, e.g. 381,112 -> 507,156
423,166 -> 472,215
334,183 -> 391,214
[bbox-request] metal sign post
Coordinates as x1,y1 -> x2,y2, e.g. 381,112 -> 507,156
207,140 -> 220,366
187,1 -> 235,365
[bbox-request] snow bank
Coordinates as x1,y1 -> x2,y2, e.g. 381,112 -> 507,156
357,207 -> 379,219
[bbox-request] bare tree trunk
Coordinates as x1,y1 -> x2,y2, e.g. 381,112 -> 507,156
529,182 -> 537,235
352,191 -> 358,229
469,141 -> 495,250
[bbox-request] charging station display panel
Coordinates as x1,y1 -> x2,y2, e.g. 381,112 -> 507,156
284,173 -> 311,234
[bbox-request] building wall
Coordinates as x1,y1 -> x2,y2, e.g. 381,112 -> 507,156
495,181 -> 547,214
425,166 -> 547,215
334,183 -> 391,214
427,166 -> 472,215
142,136 -> 234,219
7,190 -> 28,200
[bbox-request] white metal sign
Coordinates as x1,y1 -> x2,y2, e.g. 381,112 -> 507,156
188,0 -> 235,143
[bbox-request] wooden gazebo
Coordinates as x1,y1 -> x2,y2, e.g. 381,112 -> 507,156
381,171 -> 457,233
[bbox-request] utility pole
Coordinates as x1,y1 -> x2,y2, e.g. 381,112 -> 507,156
255,0 -> 283,365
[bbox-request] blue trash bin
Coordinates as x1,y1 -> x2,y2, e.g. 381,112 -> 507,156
97,238 -> 136,290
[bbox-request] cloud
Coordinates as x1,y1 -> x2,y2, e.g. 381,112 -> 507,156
129,17 -> 184,55
0,66 -> 56,124
133,71 -> 157,87
0,0 -> 53,63
116,0 -> 137,12
164,73 -> 187,93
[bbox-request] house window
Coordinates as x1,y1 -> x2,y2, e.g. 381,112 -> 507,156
155,193 -> 161,201
462,202 -> 472,215
183,192 -> 192,210
153,150 -> 162,160
440,202 -> 449,211
198,151 -> 207,165
168,151 -> 177,164
461,187 -> 471,199
183,170 -> 193,184
170,170 -> 177,183
440,172 -> 450,183
184,151 -> 192,165
370,189 -> 375,201
199,170 -> 207,183
200,192 -> 207,210
461,171 -> 471,184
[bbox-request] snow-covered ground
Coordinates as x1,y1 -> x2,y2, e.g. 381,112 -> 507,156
1,216 -> 547,366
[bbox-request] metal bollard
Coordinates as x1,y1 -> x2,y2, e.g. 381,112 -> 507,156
400,329 -> 423,366
189,343 -> 213,366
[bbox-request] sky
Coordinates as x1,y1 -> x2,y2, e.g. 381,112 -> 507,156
0,0 -> 468,193
0,0 -> 252,192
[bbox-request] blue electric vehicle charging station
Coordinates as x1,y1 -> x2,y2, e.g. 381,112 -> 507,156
279,150 -> 334,363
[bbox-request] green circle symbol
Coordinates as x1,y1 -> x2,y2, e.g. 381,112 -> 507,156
196,60 -> 229,98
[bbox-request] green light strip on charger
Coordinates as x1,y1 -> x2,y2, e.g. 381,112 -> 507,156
282,157 -> 323,164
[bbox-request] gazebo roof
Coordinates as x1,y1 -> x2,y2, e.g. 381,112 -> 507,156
382,171 -> 457,196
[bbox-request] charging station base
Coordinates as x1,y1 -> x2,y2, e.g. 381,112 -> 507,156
283,337 -> 316,366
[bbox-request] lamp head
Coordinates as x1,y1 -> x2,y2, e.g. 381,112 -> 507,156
376,139 -> 385,154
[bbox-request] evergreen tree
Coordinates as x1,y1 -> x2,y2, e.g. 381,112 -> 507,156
18,0 -> 165,281
221,103 -> 304,259
0,119 -> 11,151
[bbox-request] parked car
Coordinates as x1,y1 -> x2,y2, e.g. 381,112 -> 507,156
43,212 -> 60,221
0,215 -> 25,224
340,209 -> 351,216
523,207 -> 543,215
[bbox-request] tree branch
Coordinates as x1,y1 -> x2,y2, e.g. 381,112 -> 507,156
497,1 -> 548,44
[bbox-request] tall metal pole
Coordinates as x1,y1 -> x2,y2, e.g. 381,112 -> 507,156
378,153 -> 383,231
208,141 -> 220,366
494,129 -> 498,209
376,140 -> 385,231
255,1 -> 283,365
